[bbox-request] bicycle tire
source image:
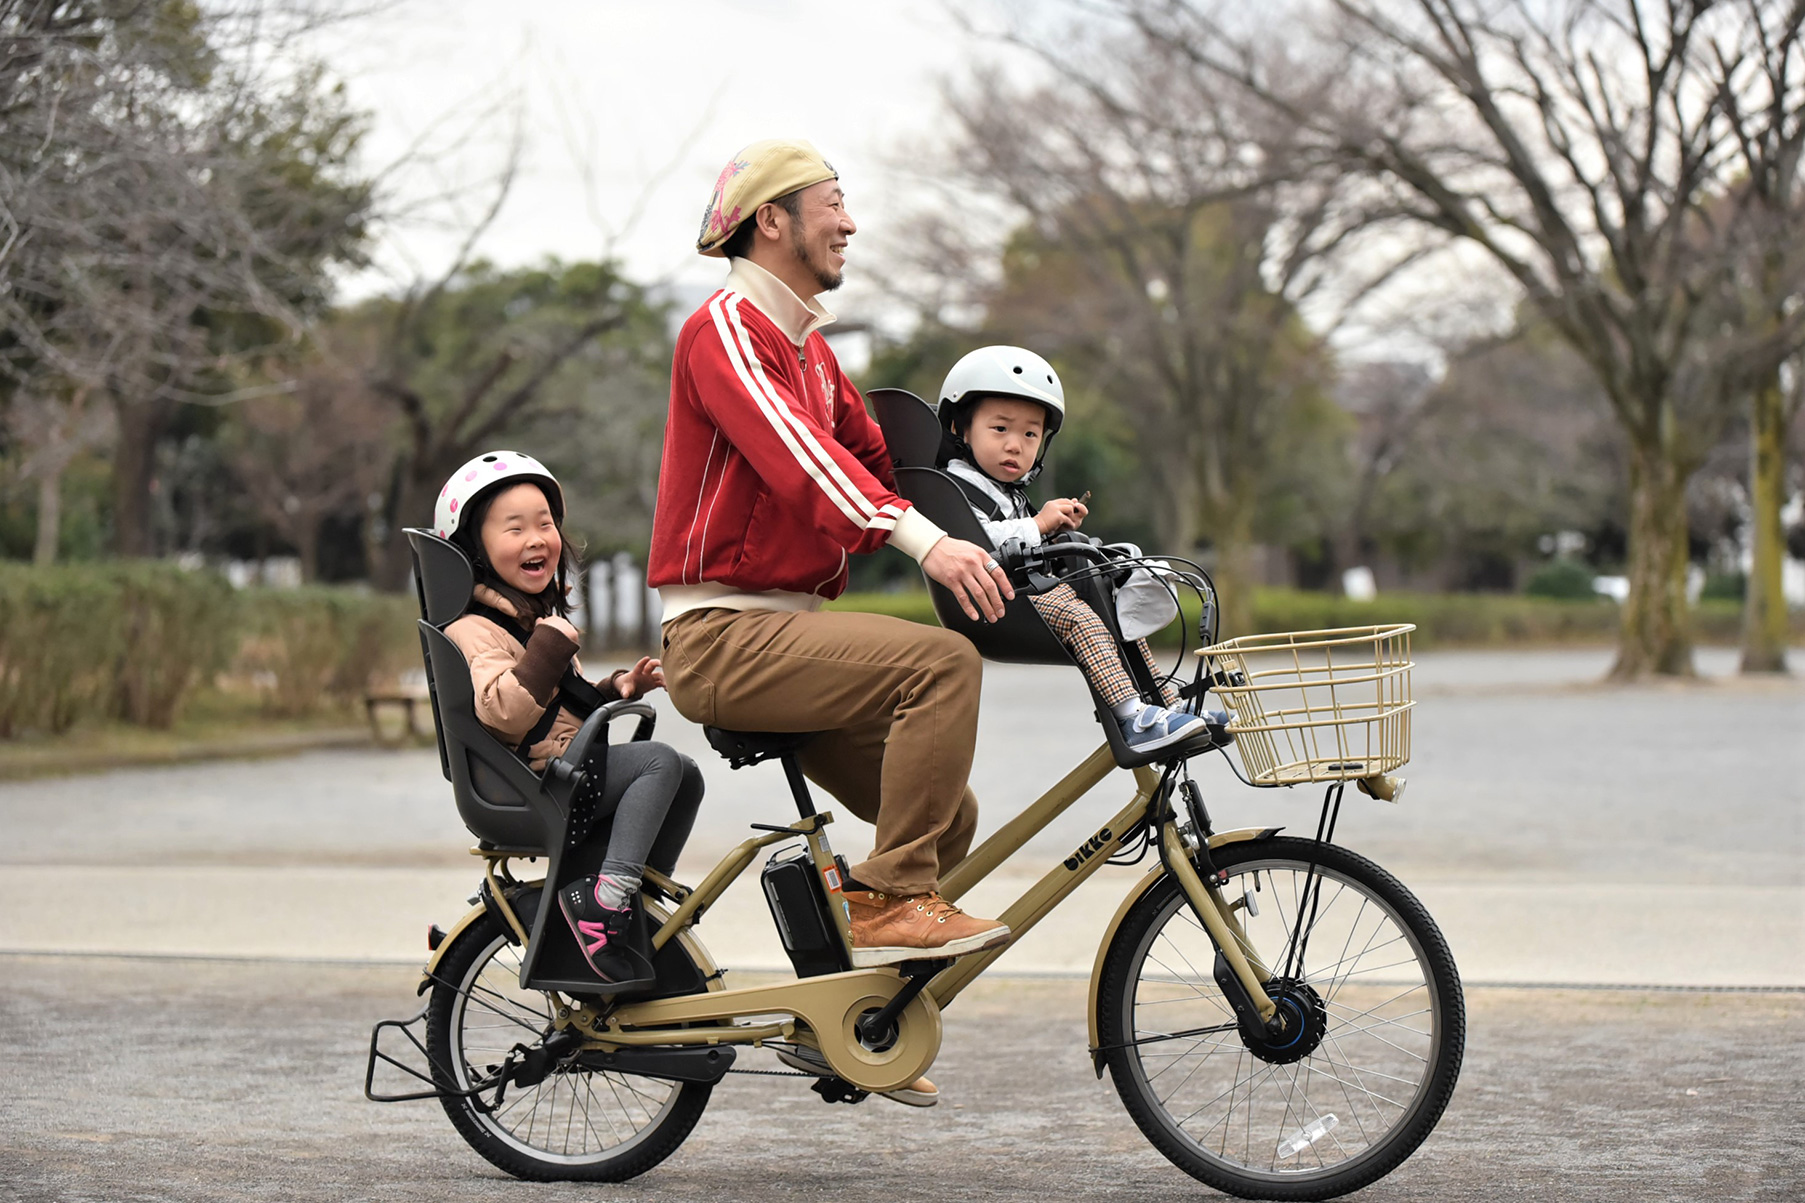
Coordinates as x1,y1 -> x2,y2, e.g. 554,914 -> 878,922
425,908 -> 712,1182
1097,836 -> 1463,1200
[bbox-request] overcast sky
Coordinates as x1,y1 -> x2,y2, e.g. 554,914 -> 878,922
311,1 -> 1012,313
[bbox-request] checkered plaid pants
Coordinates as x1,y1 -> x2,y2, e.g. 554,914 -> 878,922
1029,584 -> 1173,709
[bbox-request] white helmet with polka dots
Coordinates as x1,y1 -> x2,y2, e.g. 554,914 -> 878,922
434,450 -> 564,541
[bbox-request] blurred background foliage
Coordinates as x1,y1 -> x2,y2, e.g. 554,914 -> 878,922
2,0 -> 1804,741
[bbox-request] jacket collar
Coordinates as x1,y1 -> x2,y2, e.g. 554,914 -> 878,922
725,257 -> 836,347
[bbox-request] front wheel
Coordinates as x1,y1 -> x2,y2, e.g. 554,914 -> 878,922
425,906 -> 712,1181
1097,836 -> 1464,1200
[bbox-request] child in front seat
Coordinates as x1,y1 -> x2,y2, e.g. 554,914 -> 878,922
436,451 -> 703,990
938,347 -> 1214,754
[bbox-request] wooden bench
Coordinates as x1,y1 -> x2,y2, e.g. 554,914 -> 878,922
365,689 -> 431,745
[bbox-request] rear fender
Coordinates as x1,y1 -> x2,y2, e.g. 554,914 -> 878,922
417,901 -> 490,995
415,892 -> 719,996
1086,826 -> 1281,1076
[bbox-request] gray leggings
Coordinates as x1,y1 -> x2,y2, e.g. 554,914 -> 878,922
575,740 -> 704,877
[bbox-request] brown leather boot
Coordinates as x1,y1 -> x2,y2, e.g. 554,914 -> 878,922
844,889 -> 1011,967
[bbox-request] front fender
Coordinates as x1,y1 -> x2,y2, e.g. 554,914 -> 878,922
1086,825 -> 1281,1076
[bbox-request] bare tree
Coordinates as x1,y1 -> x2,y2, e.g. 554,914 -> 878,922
0,2 -> 372,559
897,31 -> 1415,632
2,383 -> 112,563
340,154 -> 653,588
225,348 -> 393,581
1121,0 -> 1805,678
1703,2 -> 1805,672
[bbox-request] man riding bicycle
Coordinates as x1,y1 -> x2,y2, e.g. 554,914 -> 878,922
649,139 -> 1016,968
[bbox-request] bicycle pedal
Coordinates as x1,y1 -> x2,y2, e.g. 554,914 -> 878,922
895,957 -> 955,978
810,1076 -> 869,1105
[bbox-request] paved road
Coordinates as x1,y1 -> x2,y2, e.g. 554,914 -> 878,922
2,957 -> 1799,1203
1,649 -> 1798,984
1,649 -> 1801,1200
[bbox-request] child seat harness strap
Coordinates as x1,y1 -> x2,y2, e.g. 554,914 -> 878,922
950,474 -> 1008,522
468,603 -> 608,755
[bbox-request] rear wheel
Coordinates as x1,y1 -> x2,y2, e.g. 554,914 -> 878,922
1098,836 -> 1463,1200
425,908 -> 711,1181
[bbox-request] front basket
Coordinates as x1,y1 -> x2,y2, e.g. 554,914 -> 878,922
1199,624 -> 1415,787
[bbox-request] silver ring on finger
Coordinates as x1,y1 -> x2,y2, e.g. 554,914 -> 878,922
982,558 -> 999,572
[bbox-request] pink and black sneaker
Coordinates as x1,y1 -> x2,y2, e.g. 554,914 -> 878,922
558,876 -> 656,990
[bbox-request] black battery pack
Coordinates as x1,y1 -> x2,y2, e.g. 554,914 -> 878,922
761,848 -> 852,978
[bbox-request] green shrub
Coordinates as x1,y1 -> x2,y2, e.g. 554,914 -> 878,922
109,563 -> 240,728
234,588 -> 418,717
0,562 -> 236,735
0,565 -> 425,738
0,563 -> 123,736
1524,559 -> 1599,600
824,586 -> 1792,649
1700,571 -> 1745,601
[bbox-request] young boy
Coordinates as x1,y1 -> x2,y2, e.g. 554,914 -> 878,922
938,346 -> 1212,754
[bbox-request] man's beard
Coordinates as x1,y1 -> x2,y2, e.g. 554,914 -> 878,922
790,227 -> 843,292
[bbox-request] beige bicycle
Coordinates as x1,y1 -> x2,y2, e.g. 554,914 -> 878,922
367,510 -> 1463,1201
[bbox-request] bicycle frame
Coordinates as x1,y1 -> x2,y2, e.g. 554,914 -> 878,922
441,741 -> 1287,1095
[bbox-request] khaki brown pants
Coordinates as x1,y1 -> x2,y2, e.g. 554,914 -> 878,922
661,607 -> 981,895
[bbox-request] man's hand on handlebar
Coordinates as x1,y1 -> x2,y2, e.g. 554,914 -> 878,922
922,536 -> 1015,623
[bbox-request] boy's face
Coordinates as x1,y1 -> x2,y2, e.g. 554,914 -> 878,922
964,396 -> 1046,483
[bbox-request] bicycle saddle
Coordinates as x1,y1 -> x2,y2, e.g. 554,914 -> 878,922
703,727 -> 817,769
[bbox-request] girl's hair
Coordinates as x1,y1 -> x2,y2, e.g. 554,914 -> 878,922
449,482 -> 582,622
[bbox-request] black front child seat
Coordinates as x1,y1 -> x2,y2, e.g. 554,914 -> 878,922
866,388 -> 1203,769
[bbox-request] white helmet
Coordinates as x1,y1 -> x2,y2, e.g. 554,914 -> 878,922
434,450 -> 563,541
937,345 -> 1065,439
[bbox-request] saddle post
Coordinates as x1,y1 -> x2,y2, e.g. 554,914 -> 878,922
783,754 -> 857,954
780,754 -> 817,818
702,726 -> 858,960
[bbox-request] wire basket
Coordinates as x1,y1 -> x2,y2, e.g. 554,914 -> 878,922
1199,625 -> 1415,787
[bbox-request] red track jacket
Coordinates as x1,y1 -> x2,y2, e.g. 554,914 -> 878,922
648,260 -> 943,621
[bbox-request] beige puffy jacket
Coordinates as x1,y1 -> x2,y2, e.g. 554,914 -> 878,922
443,586 -> 625,770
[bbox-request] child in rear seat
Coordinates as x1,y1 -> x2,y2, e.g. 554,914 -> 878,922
937,347 -> 1220,755
436,451 -> 702,991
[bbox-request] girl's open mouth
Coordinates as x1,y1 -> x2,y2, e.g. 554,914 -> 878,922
520,558 -> 547,574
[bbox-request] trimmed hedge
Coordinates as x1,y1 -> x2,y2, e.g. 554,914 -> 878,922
234,589 -> 420,718
826,587 -> 1790,649
0,562 -> 236,735
0,564 -> 419,737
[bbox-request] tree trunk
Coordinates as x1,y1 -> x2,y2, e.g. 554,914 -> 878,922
34,467 -> 63,565
1609,441 -> 1695,680
373,467 -> 437,591
296,512 -> 321,584
33,462 -> 64,567
112,396 -> 175,558
1205,503 -> 1257,641
1154,447 -> 1201,563
1740,378 -> 1791,674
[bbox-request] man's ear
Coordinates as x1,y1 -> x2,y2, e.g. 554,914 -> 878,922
754,200 -> 786,242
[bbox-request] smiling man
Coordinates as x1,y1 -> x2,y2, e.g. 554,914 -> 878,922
649,140 -> 1016,993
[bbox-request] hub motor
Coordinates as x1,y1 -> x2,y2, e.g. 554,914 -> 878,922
1241,979 -> 1327,1065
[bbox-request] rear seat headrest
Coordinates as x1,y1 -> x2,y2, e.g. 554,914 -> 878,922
406,528 -> 476,626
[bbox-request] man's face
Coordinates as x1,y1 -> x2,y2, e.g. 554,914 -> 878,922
964,397 -> 1046,483
783,179 -> 856,293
